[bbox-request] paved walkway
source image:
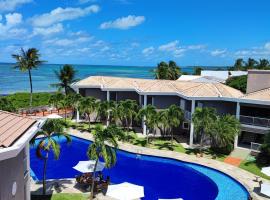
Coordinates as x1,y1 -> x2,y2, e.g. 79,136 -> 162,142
224,148 -> 251,167
31,128 -> 269,200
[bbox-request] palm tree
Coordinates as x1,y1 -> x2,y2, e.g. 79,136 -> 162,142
87,125 -> 118,200
119,100 -> 138,130
156,110 -> 170,136
192,107 -> 217,154
67,93 -> 82,122
79,97 -> 97,129
137,105 -> 157,143
12,48 -> 46,107
53,64 -> 77,95
257,59 -> 270,69
31,119 -> 71,195
233,58 -> 244,70
49,93 -> 65,114
98,100 -> 116,126
245,58 -> 258,70
59,96 -> 71,121
167,105 -> 184,144
153,61 -> 181,80
211,115 -> 240,148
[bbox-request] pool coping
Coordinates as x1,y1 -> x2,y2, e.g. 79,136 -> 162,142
68,128 -> 267,200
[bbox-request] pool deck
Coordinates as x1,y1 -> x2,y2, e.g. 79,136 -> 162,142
31,128 -> 270,200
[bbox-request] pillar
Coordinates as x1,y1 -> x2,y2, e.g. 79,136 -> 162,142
76,88 -> 80,122
234,102 -> 240,148
143,95 -> 147,135
25,144 -> 30,200
106,91 -> 110,127
189,100 -> 195,147
107,91 -> 110,101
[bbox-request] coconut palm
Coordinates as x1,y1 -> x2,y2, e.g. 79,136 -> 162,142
98,100 -> 116,126
167,105 -> 184,144
118,100 -> 138,130
79,97 -> 97,129
212,115 -> 240,148
31,119 -> 71,195
257,59 -> 270,69
156,110 -> 170,136
87,125 -> 118,200
53,64 -> 77,95
192,107 -> 217,153
67,93 -> 82,122
233,58 -> 244,70
153,61 -> 181,80
59,96 -> 71,121
137,105 -> 157,143
49,93 -> 65,114
245,58 -> 258,70
12,48 -> 46,107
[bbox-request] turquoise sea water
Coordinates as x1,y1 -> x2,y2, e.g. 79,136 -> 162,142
0,63 -> 228,94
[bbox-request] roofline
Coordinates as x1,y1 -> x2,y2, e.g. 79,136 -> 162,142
0,118 -> 46,161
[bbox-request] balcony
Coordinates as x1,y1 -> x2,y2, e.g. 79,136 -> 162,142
240,115 -> 270,128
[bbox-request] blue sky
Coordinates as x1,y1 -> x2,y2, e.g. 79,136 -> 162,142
0,0 -> 270,66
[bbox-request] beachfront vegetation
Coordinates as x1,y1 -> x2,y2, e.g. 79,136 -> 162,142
87,125 -> 119,200
225,75 -> 247,93
153,61 -> 181,80
52,64 -> 77,95
0,92 -> 52,111
256,132 -> 270,165
229,57 -> 270,71
12,48 -> 46,107
30,119 -> 72,195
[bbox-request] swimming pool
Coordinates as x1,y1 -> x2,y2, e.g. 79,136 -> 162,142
30,136 -> 249,200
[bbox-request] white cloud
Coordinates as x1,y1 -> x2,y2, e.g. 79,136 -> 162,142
187,44 -> 206,50
31,5 -> 100,27
32,23 -> 64,36
158,40 -> 179,52
100,15 -> 145,30
0,0 -> 32,12
78,0 -> 97,4
44,36 -> 92,47
142,46 -> 154,56
234,42 -> 270,57
264,42 -> 270,50
0,13 -> 27,39
211,49 -> 227,56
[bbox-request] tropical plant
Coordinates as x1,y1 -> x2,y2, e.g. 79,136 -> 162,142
98,100 -> 116,126
245,58 -> 258,70
12,48 -> 46,107
193,67 -> 202,75
79,97 -> 97,129
0,97 -> 15,112
53,64 -> 77,95
167,105 -> 184,144
257,132 -> 270,165
87,125 -> 118,200
59,96 -> 71,121
67,93 -> 82,122
192,107 -> 217,153
153,61 -> 181,80
225,75 -> 247,93
49,93 -> 65,113
233,58 -> 244,70
118,100 -> 138,129
211,115 -> 240,154
137,105 -> 157,143
30,119 -> 71,195
156,110 -> 170,136
257,59 -> 270,69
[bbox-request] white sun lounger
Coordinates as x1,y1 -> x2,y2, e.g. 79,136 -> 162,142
261,183 -> 270,197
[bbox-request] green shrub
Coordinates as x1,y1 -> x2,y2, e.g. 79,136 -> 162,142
257,132 -> 270,165
211,143 -> 234,155
225,75 -> 247,93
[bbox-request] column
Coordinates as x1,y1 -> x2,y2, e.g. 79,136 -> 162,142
106,91 -> 110,126
76,88 -> 80,122
107,91 -> 110,101
25,144 -> 30,200
143,95 -> 147,135
189,100 -> 195,147
234,102 -> 240,148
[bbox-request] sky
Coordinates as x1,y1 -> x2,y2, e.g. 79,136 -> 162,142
0,0 -> 270,66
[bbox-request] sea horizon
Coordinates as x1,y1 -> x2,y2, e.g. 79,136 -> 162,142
0,63 -> 229,95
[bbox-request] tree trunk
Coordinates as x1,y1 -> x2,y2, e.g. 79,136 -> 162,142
106,112 -> 110,127
42,152 -> 48,195
199,131 -> 204,154
28,69 -> 33,107
64,107 -> 67,121
90,158 -> 99,200
171,129 -> 174,145
87,114 -> 91,129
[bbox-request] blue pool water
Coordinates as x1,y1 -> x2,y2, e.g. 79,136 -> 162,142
30,136 -> 249,200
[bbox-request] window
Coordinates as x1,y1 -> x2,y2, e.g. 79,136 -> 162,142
182,122 -> 190,130
147,96 -> 153,105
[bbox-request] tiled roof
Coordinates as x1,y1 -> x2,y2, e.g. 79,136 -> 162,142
242,87 -> 270,101
0,110 -> 36,148
74,76 -> 243,99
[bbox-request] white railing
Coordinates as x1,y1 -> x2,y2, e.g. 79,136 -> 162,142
240,115 -> 270,127
184,110 -> 192,121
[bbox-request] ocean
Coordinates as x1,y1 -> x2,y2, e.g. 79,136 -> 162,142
0,63 -> 228,94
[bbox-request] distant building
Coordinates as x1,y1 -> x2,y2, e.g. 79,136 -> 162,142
201,70 -> 247,82
178,75 -> 224,83
0,111 -> 45,200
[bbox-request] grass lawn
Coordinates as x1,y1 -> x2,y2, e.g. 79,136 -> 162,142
31,193 -> 88,200
185,148 -> 227,162
240,160 -> 270,180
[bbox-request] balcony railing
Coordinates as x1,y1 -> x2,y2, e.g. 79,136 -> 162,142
240,115 -> 270,128
184,110 -> 192,121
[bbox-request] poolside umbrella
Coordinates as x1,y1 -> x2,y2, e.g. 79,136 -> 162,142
106,182 -> 144,200
73,160 -> 105,173
46,113 -> 63,119
261,167 -> 270,177
261,183 -> 270,197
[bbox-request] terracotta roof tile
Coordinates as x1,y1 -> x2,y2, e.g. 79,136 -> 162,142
0,111 -> 36,148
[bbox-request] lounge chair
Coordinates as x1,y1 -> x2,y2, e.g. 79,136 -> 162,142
261,182 -> 270,197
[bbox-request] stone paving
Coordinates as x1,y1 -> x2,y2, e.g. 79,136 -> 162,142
31,128 -> 270,200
